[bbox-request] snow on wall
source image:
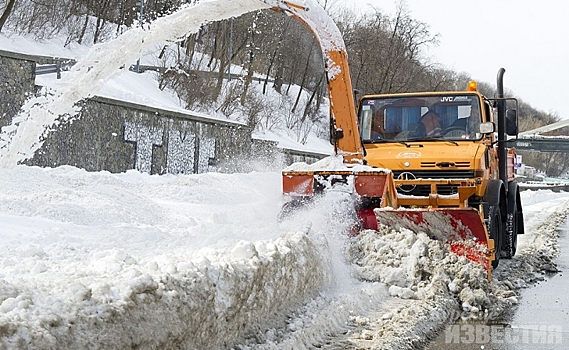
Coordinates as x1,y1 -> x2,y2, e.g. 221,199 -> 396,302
166,129 -> 196,174
198,135 -> 216,174
16,96 -> 251,175
125,119 -> 216,174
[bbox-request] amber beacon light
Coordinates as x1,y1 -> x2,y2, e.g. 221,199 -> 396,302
467,81 -> 478,91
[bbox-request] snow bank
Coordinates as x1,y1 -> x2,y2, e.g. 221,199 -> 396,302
0,232 -> 326,349
0,165 -> 334,348
2,165 -> 569,348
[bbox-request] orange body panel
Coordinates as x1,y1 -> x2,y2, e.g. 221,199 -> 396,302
354,174 -> 387,197
282,173 -> 314,195
507,148 -> 516,181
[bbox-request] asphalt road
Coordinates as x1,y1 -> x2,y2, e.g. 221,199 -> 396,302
427,220 -> 569,350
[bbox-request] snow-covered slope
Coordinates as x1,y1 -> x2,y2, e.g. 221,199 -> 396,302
0,0 -> 333,168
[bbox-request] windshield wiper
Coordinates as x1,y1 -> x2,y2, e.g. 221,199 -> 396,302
406,137 -> 459,146
365,139 -> 389,144
365,139 -> 410,146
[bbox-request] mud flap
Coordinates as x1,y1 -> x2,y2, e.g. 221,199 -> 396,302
503,181 -> 523,259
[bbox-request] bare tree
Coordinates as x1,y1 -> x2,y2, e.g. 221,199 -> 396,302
240,11 -> 261,106
341,5 -> 438,95
0,0 -> 16,32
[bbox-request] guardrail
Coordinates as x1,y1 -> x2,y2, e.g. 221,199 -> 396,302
519,182 -> 569,192
34,62 -> 272,83
1,48 -> 273,83
35,61 -> 76,79
508,138 -> 569,152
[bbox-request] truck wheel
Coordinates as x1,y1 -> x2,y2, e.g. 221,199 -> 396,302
487,204 -> 503,269
279,198 -> 309,221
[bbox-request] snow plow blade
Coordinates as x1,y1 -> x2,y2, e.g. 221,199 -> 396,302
373,208 -> 495,275
281,162 -> 495,276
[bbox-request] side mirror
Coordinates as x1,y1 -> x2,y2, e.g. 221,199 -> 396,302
332,127 -> 344,140
479,122 -> 495,134
506,109 -> 518,136
330,115 -> 344,143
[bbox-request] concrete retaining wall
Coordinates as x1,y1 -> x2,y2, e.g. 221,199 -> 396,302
1,51 -> 327,174
519,183 -> 569,192
0,51 -> 36,129
26,97 -> 253,174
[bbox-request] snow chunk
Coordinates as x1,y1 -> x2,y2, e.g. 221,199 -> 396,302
284,155 -> 348,171
284,155 -> 390,173
19,244 -> 44,257
388,285 -> 416,299
67,283 -> 92,302
230,240 -> 258,260
0,297 -> 18,313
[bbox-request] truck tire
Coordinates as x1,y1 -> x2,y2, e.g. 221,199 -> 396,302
484,180 -> 506,269
487,204 -> 503,269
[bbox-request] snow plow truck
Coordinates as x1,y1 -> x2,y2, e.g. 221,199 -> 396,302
265,0 -> 525,277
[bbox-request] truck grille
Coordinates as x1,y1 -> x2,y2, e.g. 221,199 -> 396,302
392,170 -> 474,179
420,161 -> 471,168
392,170 -> 475,196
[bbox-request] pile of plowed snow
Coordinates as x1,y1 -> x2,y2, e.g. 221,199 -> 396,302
341,192 -> 569,349
0,232 -> 327,349
233,189 -> 569,350
350,228 -> 505,312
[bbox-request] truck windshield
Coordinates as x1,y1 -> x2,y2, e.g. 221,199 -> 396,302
358,94 -> 482,142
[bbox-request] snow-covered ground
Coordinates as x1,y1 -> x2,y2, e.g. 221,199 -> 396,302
1,164 -> 568,349
2,0 -> 569,348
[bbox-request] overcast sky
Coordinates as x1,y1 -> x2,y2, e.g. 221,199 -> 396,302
343,0 -> 569,120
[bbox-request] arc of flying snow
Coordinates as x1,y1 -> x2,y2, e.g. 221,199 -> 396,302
0,0 -> 272,167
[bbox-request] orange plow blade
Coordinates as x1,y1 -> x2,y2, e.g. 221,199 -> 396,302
373,208 -> 495,273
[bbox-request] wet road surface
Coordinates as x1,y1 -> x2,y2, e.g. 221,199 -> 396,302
426,220 -> 569,350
